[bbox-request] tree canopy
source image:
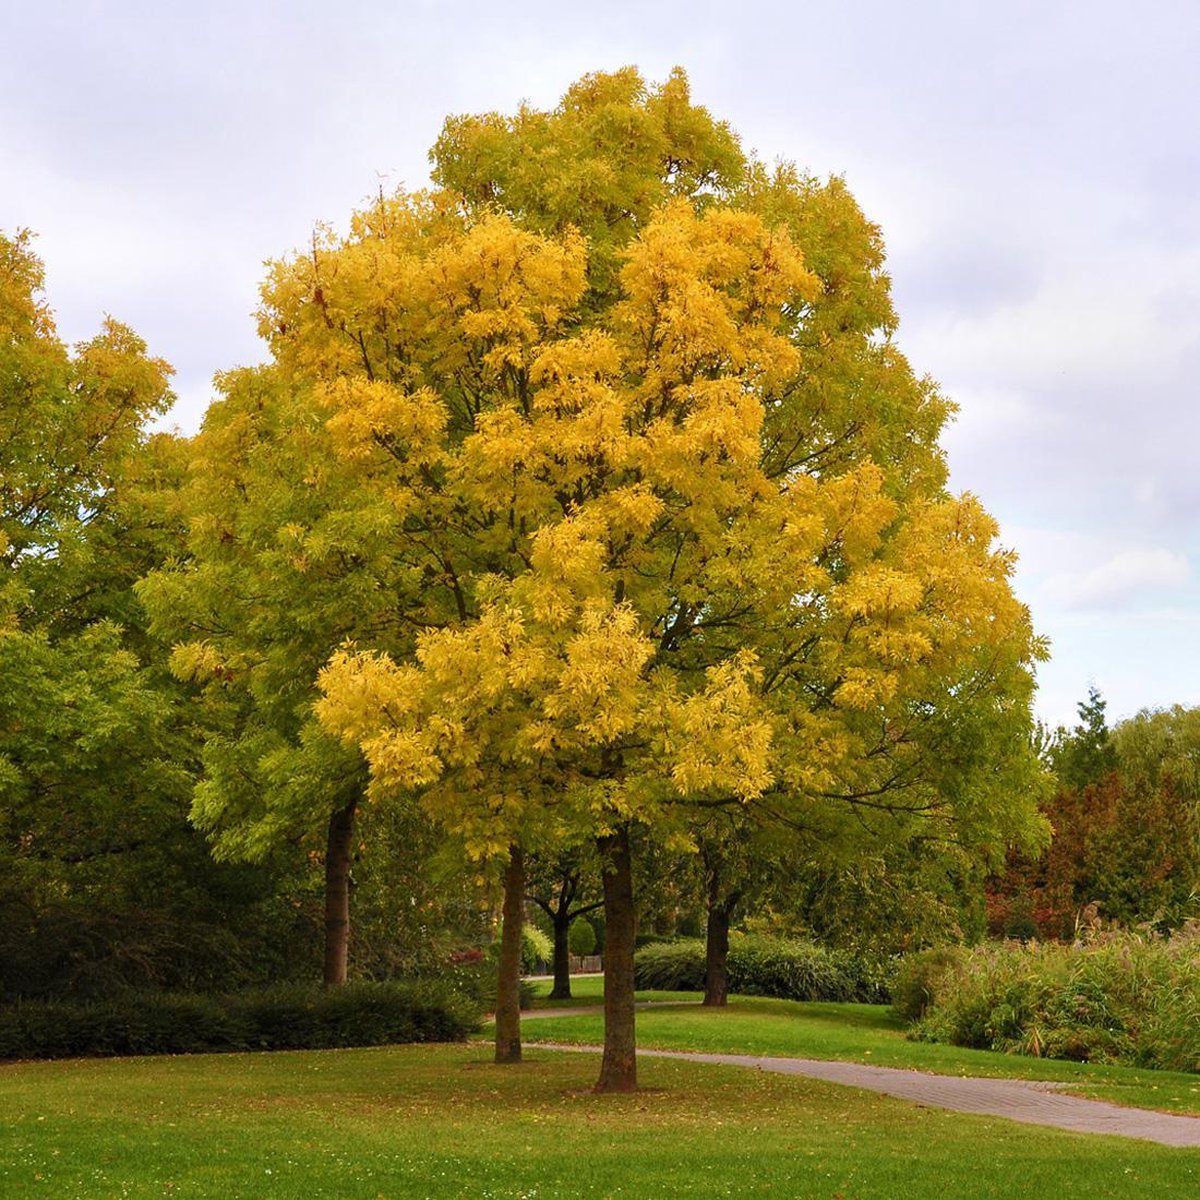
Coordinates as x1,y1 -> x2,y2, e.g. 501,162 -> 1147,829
990,694 -> 1200,939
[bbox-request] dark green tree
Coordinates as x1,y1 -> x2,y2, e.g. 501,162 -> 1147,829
0,231 -> 307,997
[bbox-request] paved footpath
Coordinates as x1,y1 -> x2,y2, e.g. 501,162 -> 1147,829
527,1041 -> 1200,1147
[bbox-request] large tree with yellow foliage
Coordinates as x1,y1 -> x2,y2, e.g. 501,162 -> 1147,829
256,68 -> 1046,1091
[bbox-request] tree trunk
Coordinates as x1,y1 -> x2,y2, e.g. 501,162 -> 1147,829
322,799 -> 356,987
494,845 -> 525,1064
703,898 -> 733,1007
595,826 -> 637,1093
549,906 -> 572,1000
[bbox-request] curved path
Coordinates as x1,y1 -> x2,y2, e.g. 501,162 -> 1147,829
527,1040 -> 1200,1147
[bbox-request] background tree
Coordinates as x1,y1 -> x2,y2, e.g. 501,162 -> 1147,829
1051,687 -> 1117,794
0,231 -> 310,997
988,695 -> 1200,938
526,844 -> 604,999
1107,707 -> 1200,928
790,840 -> 987,955
568,915 -> 599,958
137,363 -> 466,985
687,809 -> 781,1007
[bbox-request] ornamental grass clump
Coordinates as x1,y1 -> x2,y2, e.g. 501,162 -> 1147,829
909,926 -> 1200,1071
890,946 -> 966,1021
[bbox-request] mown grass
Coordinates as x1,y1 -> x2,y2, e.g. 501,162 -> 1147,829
3,1042 -> 1199,1199
525,976 -> 1200,1115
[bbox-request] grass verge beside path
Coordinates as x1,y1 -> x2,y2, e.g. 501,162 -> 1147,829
2,1043 -> 1199,1199
524,977 -> 1200,1116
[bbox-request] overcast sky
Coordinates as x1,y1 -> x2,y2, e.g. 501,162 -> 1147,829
5,0 -> 1198,728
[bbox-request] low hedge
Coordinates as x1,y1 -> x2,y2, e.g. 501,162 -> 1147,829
633,936 -> 890,1003
0,979 -> 483,1061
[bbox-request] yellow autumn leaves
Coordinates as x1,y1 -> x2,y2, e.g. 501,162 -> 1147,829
152,56 -> 1038,876
292,181 -> 1039,863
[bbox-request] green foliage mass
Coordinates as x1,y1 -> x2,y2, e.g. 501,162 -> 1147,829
521,924 -> 553,973
0,231 -> 326,1000
990,693 -> 1200,939
1048,686 -> 1117,793
889,945 -> 968,1021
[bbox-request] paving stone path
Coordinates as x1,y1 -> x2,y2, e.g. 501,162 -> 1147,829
527,1038 -> 1200,1147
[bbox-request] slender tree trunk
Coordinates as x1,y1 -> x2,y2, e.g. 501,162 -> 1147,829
595,826 -> 637,1093
549,906 -> 572,1000
494,845 -> 525,1064
703,898 -> 734,1007
323,799 -> 356,987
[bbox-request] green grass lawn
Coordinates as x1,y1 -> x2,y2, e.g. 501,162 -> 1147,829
3,1041 -> 1199,1199
4,979 -> 1200,1198
525,976 -> 1200,1115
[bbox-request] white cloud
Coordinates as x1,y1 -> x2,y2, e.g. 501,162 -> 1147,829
1041,547 -> 1191,612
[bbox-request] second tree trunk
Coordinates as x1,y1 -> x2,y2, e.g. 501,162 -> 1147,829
494,845 -> 525,1064
323,799 -> 357,987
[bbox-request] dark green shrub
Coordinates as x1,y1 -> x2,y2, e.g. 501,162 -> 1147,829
114,993 -> 245,1055
633,935 -> 888,1002
0,993 -> 242,1059
568,918 -> 598,957
449,955 -> 537,1011
633,940 -> 707,991
236,985 -> 319,1050
0,980 -> 482,1061
731,936 -> 853,1001
829,949 -> 892,1005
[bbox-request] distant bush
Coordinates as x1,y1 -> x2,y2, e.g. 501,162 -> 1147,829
568,918 -> 598,958
830,949 -> 892,1006
0,980 -> 482,1061
633,941 -> 706,991
890,946 -> 967,1022
451,951 -> 538,1011
728,936 -> 854,1001
633,936 -> 889,1003
909,929 -> 1200,1071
